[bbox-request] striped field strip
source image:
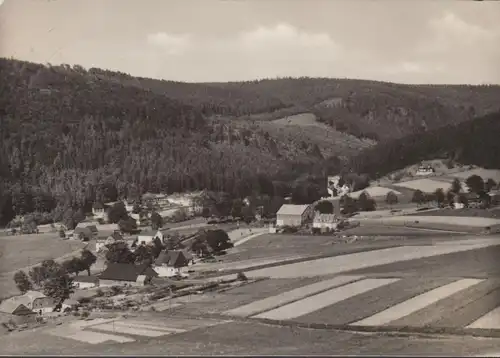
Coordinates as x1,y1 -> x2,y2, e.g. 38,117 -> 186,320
352,278 -> 484,327
253,278 -> 399,321
224,275 -> 364,317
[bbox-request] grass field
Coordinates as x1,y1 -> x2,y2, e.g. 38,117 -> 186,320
393,178 -> 465,193
368,215 -> 500,228
349,186 -> 401,199
406,208 -> 500,219
0,233 -> 85,299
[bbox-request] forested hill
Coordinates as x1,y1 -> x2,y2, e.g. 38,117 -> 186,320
90,68 -> 500,141
1,57 -> 500,225
348,110 -> 500,178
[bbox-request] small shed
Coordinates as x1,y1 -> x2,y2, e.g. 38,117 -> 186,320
276,204 -> 313,227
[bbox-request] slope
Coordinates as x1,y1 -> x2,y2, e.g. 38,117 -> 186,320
348,110 -> 500,179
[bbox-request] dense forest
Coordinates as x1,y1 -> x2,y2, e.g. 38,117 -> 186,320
348,110 -> 500,178
1,57 -> 500,225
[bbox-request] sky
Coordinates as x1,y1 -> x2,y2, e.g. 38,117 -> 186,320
0,0 -> 499,84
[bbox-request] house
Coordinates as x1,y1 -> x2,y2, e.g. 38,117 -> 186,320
98,263 -> 159,287
1,291 -> 55,316
92,202 -> 108,222
123,199 -> 135,213
416,165 -> 435,176
0,300 -> 37,325
276,204 -> 314,227
313,212 -> 338,232
327,175 -> 351,198
137,229 -> 163,245
73,275 -> 99,289
154,250 -> 193,277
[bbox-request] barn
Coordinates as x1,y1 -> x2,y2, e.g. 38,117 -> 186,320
276,204 -> 314,227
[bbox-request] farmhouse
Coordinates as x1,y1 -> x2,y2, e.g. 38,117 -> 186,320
137,229 -> 163,245
73,275 -> 99,289
92,202 -> 108,221
313,212 -> 338,232
1,291 -> 55,315
276,204 -> 314,227
99,263 -> 159,287
154,250 -> 193,277
416,165 -> 435,176
0,301 -> 37,325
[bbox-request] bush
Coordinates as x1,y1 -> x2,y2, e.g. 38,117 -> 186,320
81,311 -> 90,318
73,311 -> 81,317
237,272 -> 248,281
311,227 -> 321,235
78,297 -> 92,304
95,288 -> 104,297
281,226 -> 298,233
111,286 -> 123,295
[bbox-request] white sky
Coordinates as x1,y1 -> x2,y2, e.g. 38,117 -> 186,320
1,0 -> 499,84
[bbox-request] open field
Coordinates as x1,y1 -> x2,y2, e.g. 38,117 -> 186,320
406,208 -> 500,219
349,186 -> 401,199
393,178 -> 464,193
381,215 -> 500,228
0,233 -> 85,274
0,233 -> 86,299
450,169 -> 500,182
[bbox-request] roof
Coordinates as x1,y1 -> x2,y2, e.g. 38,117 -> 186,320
93,202 -> 104,210
0,291 -> 46,314
24,290 -> 46,301
0,301 -> 34,315
73,275 -> 99,283
155,250 -> 192,267
74,227 -> 93,237
99,263 -> 159,282
276,204 -> 310,216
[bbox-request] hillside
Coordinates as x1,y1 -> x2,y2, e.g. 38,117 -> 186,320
84,70 -> 500,141
349,110 -> 500,180
2,57 -> 500,225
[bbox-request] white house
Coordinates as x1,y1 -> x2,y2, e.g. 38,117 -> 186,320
92,202 -> 108,221
154,250 -> 193,278
327,175 -> 351,198
2,291 -> 55,315
276,204 -> 314,227
416,165 -> 435,176
313,212 -> 338,232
